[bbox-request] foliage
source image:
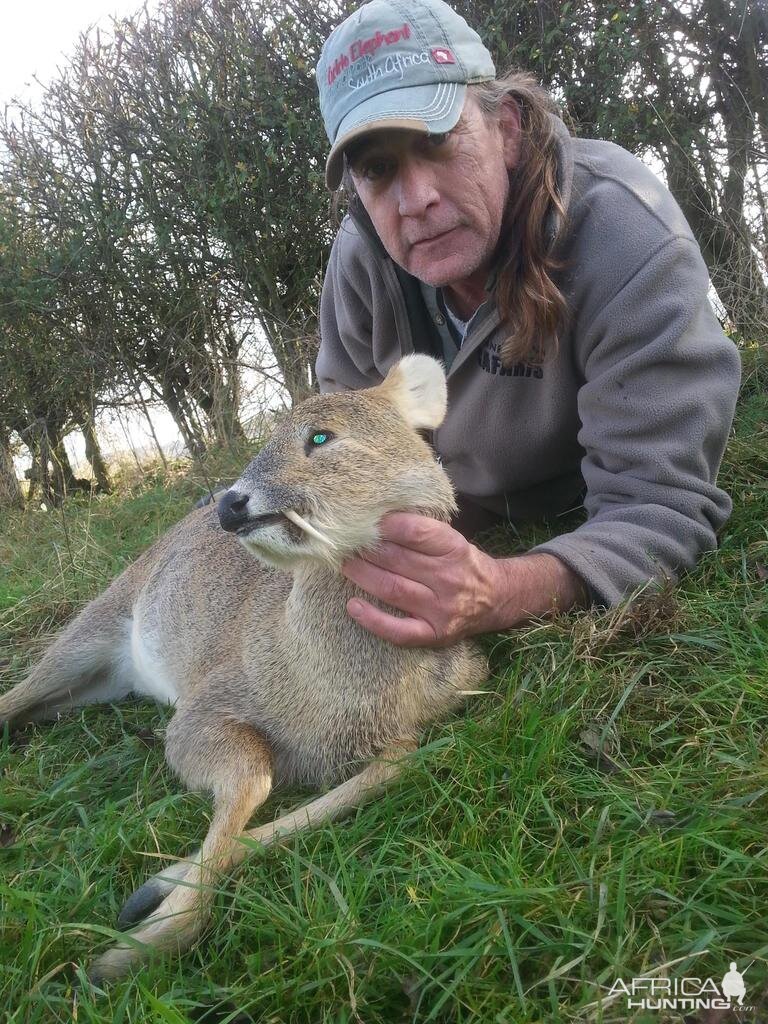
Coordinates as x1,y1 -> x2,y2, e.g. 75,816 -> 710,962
0,0 -> 356,496
0,0 -> 765,506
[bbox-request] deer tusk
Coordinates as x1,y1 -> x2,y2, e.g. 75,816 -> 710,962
283,508 -> 332,546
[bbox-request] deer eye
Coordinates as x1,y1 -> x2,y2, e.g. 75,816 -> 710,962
305,430 -> 335,454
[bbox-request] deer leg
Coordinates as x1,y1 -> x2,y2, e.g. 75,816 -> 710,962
242,738 -> 418,849
89,708 -> 274,982
90,734 -> 416,983
118,736 -> 420,932
0,614 -> 134,727
116,856 -> 194,930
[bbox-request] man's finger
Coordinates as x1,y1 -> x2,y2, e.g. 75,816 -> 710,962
376,512 -> 459,556
347,598 -> 439,647
351,540 -> 440,582
342,556 -> 434,612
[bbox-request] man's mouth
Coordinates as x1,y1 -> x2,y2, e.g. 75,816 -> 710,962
410,227 -> 455,247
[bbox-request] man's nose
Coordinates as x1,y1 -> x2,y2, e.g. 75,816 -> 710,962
395,159 -> 440,217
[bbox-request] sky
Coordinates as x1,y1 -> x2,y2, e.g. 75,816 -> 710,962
1,0 -> 151,107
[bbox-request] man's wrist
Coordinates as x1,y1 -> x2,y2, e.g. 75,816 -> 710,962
484,552 -> 588,632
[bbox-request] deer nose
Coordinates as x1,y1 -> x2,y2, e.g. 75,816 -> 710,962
217,490 -> 251,533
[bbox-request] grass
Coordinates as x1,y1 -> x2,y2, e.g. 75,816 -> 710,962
1,350 -> 767,1023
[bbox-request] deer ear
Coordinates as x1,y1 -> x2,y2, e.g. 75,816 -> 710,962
379,355 -> 448,430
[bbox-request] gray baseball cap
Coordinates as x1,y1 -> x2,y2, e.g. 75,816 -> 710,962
316,0 -> 496,190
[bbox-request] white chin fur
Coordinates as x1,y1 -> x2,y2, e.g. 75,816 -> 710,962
238,511 -> 381,571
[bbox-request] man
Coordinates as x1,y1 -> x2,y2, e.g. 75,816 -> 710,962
314,0 -> 741,648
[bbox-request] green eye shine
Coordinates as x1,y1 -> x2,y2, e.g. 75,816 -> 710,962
312,433 -> 328,446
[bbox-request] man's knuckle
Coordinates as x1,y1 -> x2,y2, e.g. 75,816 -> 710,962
453,536 -> 471,557
385,574 -> 407,602
408,518 -> 433,544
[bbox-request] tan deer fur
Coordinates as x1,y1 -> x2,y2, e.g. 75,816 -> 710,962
0,355 -> 488,982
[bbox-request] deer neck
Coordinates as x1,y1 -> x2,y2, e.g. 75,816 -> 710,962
284,562 -> 401,662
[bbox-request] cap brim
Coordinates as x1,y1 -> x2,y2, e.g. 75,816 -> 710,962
325,81 -> 466,190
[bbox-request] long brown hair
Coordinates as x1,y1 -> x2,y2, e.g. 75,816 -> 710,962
470,71 -> 568,366
332,70 -> 569,367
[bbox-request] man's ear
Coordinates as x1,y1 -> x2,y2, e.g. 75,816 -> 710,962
499,96 -> 522,170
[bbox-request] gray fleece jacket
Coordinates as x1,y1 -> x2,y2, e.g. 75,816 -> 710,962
316,115 -> 742,608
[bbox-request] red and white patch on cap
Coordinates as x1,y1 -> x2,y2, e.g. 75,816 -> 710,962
431,47 -> 455,64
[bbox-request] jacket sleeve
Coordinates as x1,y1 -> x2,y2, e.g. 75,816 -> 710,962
532,235 -> 741,607
316,221 -> 392,394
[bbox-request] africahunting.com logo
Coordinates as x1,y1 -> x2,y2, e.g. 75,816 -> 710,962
608,960 -> 755,1013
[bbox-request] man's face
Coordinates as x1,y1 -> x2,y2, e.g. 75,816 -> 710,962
346,95 -> 520,290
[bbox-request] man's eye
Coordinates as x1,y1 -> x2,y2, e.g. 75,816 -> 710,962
358,157 -> 396,181
426,132 -> 449,148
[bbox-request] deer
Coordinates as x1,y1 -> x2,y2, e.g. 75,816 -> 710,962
0,354 -> 488,982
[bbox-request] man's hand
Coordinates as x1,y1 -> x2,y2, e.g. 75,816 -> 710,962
341,512 -> 586,648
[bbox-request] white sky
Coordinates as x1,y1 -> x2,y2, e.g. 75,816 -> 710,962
1,0 -> 152,107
